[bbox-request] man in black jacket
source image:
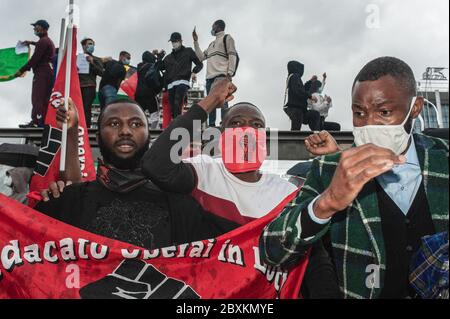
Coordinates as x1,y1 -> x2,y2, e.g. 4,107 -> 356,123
135,51 -> 163,129
98,51 -> 130,108
159,32 -> 203,120
284,61 -> 320,131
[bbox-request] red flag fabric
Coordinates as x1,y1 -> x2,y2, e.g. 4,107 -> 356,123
0,192 -> 308,299
162,91 -> 171,129
119,72 -> 138,99
29,27 -> 96,202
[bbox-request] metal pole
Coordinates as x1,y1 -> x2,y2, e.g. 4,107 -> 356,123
424,98 -> 441,129
60,0 -> 74,173
434,90 -> 444,128
56,18 -> 66,74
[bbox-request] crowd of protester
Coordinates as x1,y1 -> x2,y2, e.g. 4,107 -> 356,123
16,18 -> 338,131
15,19 -> 240,129
0,17 -> 448,300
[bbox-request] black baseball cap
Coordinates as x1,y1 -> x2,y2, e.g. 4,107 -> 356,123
169,32 -> 182,42
31,20 -> 50,30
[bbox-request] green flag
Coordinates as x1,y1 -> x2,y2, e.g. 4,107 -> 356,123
0,47 -> 29,82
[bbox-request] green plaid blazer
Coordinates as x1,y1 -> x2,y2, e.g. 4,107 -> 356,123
261,134 -> 449,299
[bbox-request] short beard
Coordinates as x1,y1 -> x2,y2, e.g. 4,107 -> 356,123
98,136 -> 150,171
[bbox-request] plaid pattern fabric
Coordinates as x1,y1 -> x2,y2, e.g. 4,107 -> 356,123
410,232 -> 449,299
260,134 -> 449,299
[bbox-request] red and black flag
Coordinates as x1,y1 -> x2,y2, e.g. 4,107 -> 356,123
28,27 -> 96,205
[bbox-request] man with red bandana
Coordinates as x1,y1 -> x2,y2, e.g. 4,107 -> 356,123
142,78 -> 342,298
142,79 -> 298,225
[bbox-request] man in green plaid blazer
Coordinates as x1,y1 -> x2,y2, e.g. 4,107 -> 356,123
260,57 -> 449,299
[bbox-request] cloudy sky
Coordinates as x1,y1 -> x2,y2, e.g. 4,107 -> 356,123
0,0 -> 448,130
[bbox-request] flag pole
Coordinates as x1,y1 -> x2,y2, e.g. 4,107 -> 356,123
60,0 -> 74,174
56,18 -> 66,73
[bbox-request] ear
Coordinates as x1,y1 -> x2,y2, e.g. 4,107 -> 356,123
411,96 -> 424,119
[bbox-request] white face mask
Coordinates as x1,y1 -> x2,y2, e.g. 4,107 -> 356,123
172,42 -> 182,50
353,97 -> 417,155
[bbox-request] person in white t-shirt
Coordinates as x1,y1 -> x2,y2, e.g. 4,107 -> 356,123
142,78 -> 298,225
141,78 -> 342,298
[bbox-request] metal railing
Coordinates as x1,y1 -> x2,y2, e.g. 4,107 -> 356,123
0,128 -> 355,161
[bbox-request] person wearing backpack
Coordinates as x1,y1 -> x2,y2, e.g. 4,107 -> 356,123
193,20 -> 239,127
158,32 -> 203,121
135,51 -> 164,129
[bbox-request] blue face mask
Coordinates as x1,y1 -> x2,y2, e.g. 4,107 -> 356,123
122,58 -> 130,66
86,45 -> 95,54
34,31 -> 41,37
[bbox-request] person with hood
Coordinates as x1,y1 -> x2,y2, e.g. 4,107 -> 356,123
135,51 -> 163,129
16,20 -> 55,128
284,61 -> 320,131
158,32 -> 203,120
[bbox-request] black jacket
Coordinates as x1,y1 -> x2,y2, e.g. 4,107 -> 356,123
99,60 -> 126,90
160,46 -> 203,85
135,52 -> 162,113
286,61 -> 312,110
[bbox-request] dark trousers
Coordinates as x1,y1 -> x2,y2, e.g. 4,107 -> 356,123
320,116 -> 326,131
206,76 -> 229,127
168,84 -> 189,119
31,69 -> 54,126
323,121 -> 341,131
284,107 -> 321,131
81,86 -> 96,128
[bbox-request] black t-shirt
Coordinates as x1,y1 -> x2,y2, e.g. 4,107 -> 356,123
35,181 -> 238,250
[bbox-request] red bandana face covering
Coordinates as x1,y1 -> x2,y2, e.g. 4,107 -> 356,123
219,127 -> 267,174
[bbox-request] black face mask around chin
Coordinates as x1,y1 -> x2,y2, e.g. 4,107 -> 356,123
97,136 -> 150,171
96,137 -> 151,193
96,158 -> 148,193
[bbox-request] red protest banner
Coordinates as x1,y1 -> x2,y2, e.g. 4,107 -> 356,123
0,193 -> 308,299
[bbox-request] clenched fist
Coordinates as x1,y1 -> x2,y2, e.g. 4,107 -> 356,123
305,131 -> 340,156
313,144 -> 407,219
198,78 -> 237,114
56,97 -> 79,129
